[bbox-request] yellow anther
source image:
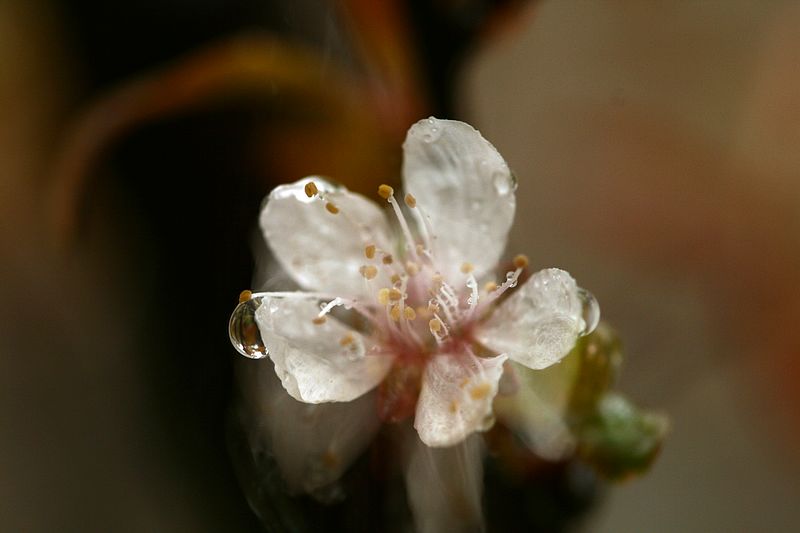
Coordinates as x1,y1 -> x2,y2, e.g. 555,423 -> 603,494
460,262 -> 475,274
377,288 -> 390,305
390,274 -> 401,284
404,193 -> 417,208
484,281 -> 498,293
378,184 -> 394,200
365,244 -> 376,259
427,301 -> 439,313
459,377 -> 470,388
388,288 -> 403,301
429,318 -> 442,333
312,316 -> 327,325
304,181 -> 318,197
238,290 -> 252,304
431,274 -> 443,290
390,305 -> 402,321
359,265 -> 378,280
339,333 -> 355,346
469,382 -> 492,400
404,307 -> 417,321
405,262 -> 419,276
416,244 -> 425,255
513,254 -> 529,269
325,202 -> 339,214
382,254 -> 393,265
449,400 -> 459,414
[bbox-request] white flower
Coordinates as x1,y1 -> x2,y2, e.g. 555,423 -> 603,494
232,117 -> 599,449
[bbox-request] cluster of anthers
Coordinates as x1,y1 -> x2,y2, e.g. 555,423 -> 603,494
230,117 -> 598,448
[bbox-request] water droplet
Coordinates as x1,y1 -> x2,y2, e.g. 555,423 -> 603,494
505,271 -> 518,288
492,171 -> 514,195
229,295 -> 269,359
578,288 -> 600,336
415,117 -> 443,143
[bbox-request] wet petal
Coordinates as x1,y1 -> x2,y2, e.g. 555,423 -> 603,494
237,363 -> 381,498
260,177 -> 394,299
405,434 -> 485,533
414,353 -> 507,447
255,293 -> 393,403
402,117 -> 515,279
475,268 -> 587,370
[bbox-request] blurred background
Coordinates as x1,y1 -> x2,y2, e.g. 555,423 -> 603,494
1,0 -> 799,531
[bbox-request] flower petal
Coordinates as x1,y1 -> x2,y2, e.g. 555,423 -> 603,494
414,352 -> 507,447
260,177 -> 394,299
405,434 -> 485,533
494,360 -> 578,460
237,363 -> 381,498
255,293 -> 393,403
475,268 -> 587,370
402,117 -> 515,279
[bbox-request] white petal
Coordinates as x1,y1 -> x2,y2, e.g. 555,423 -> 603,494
238,363 -> 381,497
405,433 -> 485,533
475,268 -> 586,370
414,353 -> 507,447
402,117 -> 515,279
493,361 -> 577,460
260,177 -> 394,300
255,293 -> 393,403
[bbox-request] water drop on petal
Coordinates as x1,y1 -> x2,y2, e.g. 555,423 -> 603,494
492,171 -> 516,196
229,295 -> 269,359
578,288 -> 600,336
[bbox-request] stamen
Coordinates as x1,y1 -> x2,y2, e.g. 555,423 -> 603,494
477,267 -> 524,311
465,274 -> 479,317
429,313 -> 450,343
460,262 -> 474,274
365,244 -> 376,259
513,254 -> 529,269
304,181 -> 318,197
449,400 -> 459,414
377,184 -> 394,200
382,254 -> 394,265
404,193 -> 417,208
484,281 -> 498,293
388,288 -> 403,301
405,262 -> 419,276
325,202 -> 339,214
391,274 -> 401,285
312,316 -> 327,325
382,189 -> 421,263
403,307 -> 417,321
339,333 -> 355,346
390,305 -> 402,321
238,290 -> 252,304
377,288 -> 390,306
359,265 -> 378,280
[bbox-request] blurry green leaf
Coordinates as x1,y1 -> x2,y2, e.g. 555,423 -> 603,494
576,393 -> 668,481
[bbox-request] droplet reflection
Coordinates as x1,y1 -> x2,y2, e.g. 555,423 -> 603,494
229,294 -> 268,359
578,288 -> 600,336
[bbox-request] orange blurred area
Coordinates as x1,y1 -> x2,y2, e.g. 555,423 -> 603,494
2,0 -> 799,531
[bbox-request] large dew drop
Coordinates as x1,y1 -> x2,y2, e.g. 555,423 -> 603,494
229,293 -> 268,359
578,288 -> 600,336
